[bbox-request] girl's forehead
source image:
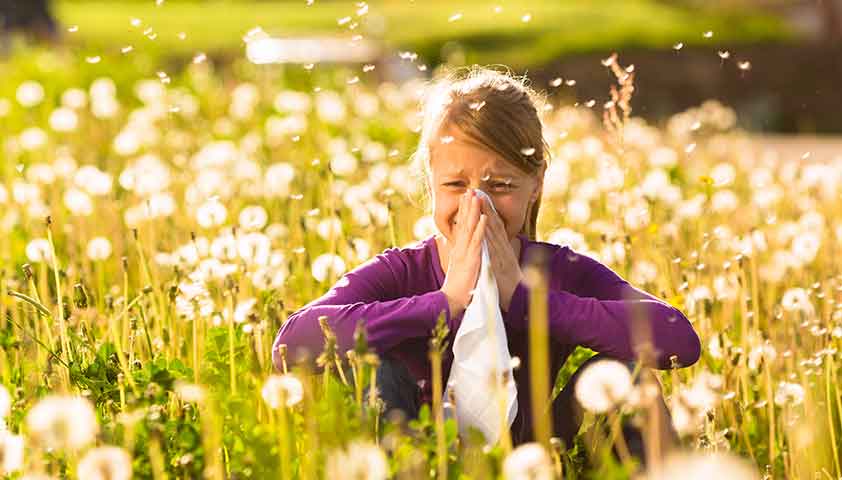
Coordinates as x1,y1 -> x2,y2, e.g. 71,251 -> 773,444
430,138 -> 519,174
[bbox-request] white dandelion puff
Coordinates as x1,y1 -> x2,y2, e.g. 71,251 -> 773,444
574,359 -> 632,413
502,442 -> 553,480
261,374 -> 304,408
311,253 -> 346,282
325,441 -> 388,480
86,237 -> 113,261
77,446 -> 132,480
26,395 -> 98,451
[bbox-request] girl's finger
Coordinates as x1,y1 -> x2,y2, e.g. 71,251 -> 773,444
456,192 -> 468,240
469,214 -> 487,253
465,194 -> 482,237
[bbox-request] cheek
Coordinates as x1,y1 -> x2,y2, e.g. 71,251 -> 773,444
432,193 -> 459,229
493,196 -> 530,233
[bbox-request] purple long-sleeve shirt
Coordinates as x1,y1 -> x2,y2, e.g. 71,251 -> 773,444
273,233 -> 700,409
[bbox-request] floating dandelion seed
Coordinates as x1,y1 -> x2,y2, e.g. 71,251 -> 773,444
85,56 -> 101,64
673,42 -> 684,50
356,3 -> 368,16
347,76 -> 360,85
493,5 -> 503,13
121,45 -> 133,54
520,147 -> 536,156
304,63 -> 315,70
306,0 -> 314,5
67,25 -> 78,33
549,77 -> 562,87
130,18 -> 141,27
703,30 -> 713,38
362,64 -> 375,72
718,50 -> 731,59
192,52 -> 207,64
338,16 -> 352,25
177,31 -> 187,40
737,60 -> 752,71
521,13 -> 532,23
156,0 -> 165,5
448,13 -> 463,22
801,151 -> 811,160
685,143 -> 697,154
565,79 -> 576,86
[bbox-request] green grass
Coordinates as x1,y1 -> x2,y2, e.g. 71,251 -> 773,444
54,0 -> 795,68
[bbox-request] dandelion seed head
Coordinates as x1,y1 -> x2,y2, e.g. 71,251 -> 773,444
502,443 -> 553,480
325,441 -> 388,480
311,253 -> 346,282
0,431 -> 24,475
16,81 -> 45,107
27,395 -> 98,451
77,446 -> 132,480
86,237 -> 113,261
574,360 -> 632,413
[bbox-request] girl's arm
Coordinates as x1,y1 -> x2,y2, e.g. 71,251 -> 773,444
272,250 -> 452,371
503,247 -> 700,369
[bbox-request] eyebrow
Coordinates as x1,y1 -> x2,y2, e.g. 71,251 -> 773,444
440,170 -> 520,181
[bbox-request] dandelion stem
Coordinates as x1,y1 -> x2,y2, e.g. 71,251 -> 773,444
526,265 -> 552,448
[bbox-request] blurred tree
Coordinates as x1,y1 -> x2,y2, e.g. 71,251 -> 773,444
0,0 -> 58,41
820,0 -> 842,41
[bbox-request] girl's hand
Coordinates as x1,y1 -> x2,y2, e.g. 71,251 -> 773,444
479,195 -> 524,312
440,190 -> 488,319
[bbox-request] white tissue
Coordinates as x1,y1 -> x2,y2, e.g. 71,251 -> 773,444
443,189 -> 518,445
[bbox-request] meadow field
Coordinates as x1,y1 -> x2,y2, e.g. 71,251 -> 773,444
0,2 -> 838,479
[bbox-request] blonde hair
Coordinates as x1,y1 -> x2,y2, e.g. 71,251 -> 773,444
409,65 -> 550,240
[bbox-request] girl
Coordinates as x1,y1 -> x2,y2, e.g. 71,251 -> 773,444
272,67 -> 701,453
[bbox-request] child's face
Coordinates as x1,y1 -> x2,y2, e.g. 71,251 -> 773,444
428,125 -> 541,243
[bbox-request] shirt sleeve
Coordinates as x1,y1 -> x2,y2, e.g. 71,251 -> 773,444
272,249 -> 452,371
503,246 -> 700,369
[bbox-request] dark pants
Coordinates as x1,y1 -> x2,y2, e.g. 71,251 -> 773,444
371,353 -> 677,464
